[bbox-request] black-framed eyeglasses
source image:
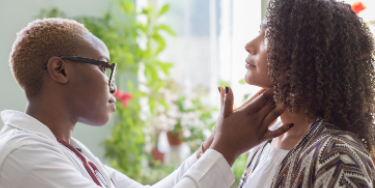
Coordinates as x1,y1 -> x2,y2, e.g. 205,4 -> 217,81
43,56 -> 116,86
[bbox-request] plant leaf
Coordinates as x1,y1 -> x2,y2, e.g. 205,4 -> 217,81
158,4 -> 170,17
156,24 -> 176,36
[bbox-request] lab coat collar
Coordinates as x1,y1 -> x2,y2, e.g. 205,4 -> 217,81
1,110 -> 56,141
1,110 -> 94,156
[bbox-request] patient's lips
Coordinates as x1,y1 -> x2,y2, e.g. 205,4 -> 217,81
245,58 -> 256,68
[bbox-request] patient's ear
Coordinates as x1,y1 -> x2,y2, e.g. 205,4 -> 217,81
46,56 -> 69,84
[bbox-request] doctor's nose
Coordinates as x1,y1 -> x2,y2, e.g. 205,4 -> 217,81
110,83 -> 117,94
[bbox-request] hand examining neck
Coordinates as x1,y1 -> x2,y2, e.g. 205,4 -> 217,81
209,87 -> 294,166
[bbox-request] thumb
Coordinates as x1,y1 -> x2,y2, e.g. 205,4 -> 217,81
222,86 -> 234,117
236,88 -> 267,111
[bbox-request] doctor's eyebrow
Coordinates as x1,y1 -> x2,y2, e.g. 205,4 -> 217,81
98,56 -> 110,62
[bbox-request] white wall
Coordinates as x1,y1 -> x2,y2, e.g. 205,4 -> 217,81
344,0 -> 375,22
0,0 -> 113,162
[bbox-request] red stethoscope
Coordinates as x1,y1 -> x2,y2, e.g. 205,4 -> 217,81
56,136 -> 108,187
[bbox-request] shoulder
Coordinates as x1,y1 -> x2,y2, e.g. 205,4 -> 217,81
3,142 -> 69,166
1,137 -> 67,168
307,122 -> 375,186
0,126 -> 65,170
0,125 -> 60,151
312,122 -> 371,161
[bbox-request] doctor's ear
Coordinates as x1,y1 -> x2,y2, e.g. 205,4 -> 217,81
45,57 -> 69,84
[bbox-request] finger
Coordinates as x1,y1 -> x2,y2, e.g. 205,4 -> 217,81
240,88 -> 274,114
235,88 -> 267,111
262,103 -> 286,128
222,86 -> 234,117
255,100 -> 276,121
203,133 -> 215,150
263,123 -> 294,140
218,87 -> 225,111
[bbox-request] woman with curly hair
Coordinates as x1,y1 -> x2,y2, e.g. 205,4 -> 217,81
238,0 -> 375,187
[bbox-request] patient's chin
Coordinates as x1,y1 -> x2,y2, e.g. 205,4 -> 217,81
245,78 -> 272,89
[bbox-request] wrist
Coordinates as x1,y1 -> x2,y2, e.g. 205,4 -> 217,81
197,134 -> 215,159
209,142 -> 237,166
196,142 -> 206,159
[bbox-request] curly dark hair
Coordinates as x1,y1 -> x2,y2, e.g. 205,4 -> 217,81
267,0 -> 375,156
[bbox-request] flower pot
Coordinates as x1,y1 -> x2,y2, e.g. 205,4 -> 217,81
166,131 -> 183,146
151,148 -> 164,163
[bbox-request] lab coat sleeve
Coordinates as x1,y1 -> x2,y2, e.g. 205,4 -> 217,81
103,151 -> 199,188
171,149 -> 235,188
0,143 -> 234,188
104,149 -> 235,188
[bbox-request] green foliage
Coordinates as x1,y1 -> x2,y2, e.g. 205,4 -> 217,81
37,7 -> 67,18
219,80 -> 230,87
103,85 -> 146,178
239,79 -> 246,84
156,80 -> 218,152
231,154 -> 248,187
174,95 -> 218,151
101,0 -> 177,183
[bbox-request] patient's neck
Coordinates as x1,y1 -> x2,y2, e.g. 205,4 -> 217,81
271,105 -> 317,150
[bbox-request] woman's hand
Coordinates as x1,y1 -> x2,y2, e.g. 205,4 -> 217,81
210,87 -> 293,166
196,87 -> 269,159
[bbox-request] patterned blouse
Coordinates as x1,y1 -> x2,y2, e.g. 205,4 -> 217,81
239,118 -> 375,188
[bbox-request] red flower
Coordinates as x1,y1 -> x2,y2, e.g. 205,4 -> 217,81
352,2 -> 366,14
114,90 -> 132,107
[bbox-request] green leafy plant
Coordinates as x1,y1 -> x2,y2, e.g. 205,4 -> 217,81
98,1 -> 176,183
231,154 -> 248,188
155,80 -> 218,152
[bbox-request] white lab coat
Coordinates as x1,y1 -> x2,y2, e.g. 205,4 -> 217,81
0,110 -> 234,188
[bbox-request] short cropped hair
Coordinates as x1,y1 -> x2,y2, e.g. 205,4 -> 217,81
9,18 -> 89,97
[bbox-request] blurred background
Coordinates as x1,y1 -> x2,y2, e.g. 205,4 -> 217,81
0,0 -> 374,187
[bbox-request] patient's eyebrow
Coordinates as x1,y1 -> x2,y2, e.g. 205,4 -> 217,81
261,23 -> 267,29
261,18 -> 268,29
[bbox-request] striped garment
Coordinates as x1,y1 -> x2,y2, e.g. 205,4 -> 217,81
239,118 -> 375,188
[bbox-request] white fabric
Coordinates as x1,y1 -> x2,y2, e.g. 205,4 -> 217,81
242,143 -> 289,188
0,110 -> 235,188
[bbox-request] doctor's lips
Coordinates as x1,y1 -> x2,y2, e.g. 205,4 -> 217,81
108,98 -> 116,104
108,97 -> 116,111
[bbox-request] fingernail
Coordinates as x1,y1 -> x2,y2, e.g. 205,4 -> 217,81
289,123 -> 294,129
218,87 -> 221,93
225,86 -> 229,94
